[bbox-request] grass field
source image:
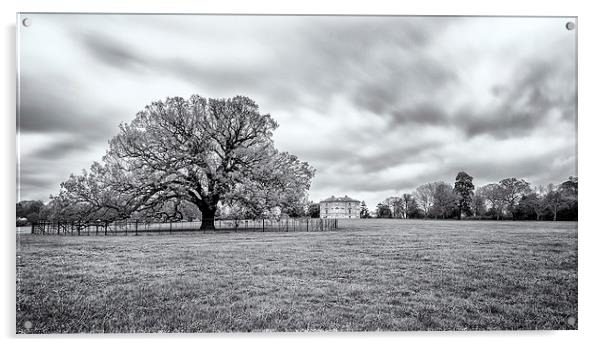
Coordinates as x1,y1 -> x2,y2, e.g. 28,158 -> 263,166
15,219 -> 577,333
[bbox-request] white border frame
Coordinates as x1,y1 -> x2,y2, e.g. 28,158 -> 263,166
2,1 -> 600,346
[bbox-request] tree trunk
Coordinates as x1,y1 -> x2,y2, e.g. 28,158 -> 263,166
199,205 -> 217,230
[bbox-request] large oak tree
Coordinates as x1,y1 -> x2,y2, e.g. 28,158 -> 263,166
56,95 -> 315,229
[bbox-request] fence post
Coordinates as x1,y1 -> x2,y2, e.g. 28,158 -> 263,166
262,219 -> 265,232
105,221 -> 108,236
96,224 -> 99,236
135,220 -> 138,236
286,220 -> 289,232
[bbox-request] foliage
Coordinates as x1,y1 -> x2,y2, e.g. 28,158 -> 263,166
384,197 -> 404,218
471,192 -> 487,219
453,171 -> 474,218
498,178 -> 531,220
515,193 -> 547,221
479,183 -> 505,220
414,182 -> 438,218
16,200 -> 44,225
359,201 -> 370,219
306,202 -> 321,218
432,182 -> 458,219
376,202 -> 392,218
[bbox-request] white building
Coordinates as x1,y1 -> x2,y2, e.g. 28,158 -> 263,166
319,195 -> 361,219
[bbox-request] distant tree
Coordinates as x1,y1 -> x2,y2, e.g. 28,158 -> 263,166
385,196 -> 404,218
480,183 -> 505,220
517,193 -> 548,221
559,176 -> 578,197
545,187 -> 568,222
453,171 -> 475,219
376,202 -> 392,218
406,197 -> 423,219
415,182 -> 438,218
359,201 -> 370,219
432,183 -> 458,219
55,96 -> 314,229
400,193 -> 414,219
515,193 -> 542,220
557,176 -> 578,220
16,200 -> 44,224
306,201 -> 321,218
471,189 -> 487,220
498,178 -> 531,220
284,200 -> 307,218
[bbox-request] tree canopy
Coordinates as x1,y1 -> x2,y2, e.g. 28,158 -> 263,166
453,171 -> 474,218
54,95 -> 315,229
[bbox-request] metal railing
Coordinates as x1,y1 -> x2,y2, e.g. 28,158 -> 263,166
29,218 -> 339,236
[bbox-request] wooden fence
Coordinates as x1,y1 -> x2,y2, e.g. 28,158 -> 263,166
29,218 -> 339,236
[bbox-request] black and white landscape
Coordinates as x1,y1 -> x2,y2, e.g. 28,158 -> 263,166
16,14 -> 577,333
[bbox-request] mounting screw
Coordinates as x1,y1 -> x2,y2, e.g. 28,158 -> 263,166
22,17 -> 31,27
23,320 -> 32,329
565,21 -> 575,30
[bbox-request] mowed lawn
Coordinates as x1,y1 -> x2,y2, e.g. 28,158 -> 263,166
16,219 -> 577,333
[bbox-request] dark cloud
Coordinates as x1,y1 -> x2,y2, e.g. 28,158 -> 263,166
457,59 -> 575,139
352,55 -> 458,115
79,31 -> 148,70
348,141 -> 445,175
73,16 -> 458,115
389,104 -> 449,127
29,137 -> 92,160
18,73 -> 118,140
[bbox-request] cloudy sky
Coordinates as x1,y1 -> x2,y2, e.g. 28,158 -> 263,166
17,14 -> 577,209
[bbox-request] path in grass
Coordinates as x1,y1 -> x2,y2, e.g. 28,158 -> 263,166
16,219 -> 577,332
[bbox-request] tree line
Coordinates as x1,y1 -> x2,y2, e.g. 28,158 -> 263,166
369,172 -> 577,221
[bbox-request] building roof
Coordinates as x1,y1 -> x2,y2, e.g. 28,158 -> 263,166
319,195 -> 360,203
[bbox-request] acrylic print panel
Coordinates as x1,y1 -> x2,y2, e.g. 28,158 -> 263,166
16,14 -> 577,333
